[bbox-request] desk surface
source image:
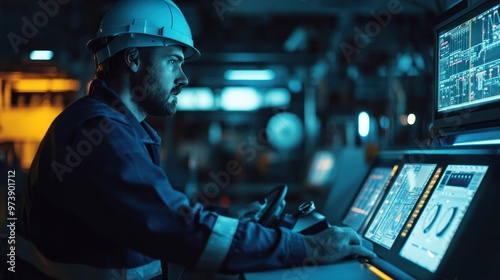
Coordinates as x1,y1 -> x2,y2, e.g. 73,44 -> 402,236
243,259 -> 382,280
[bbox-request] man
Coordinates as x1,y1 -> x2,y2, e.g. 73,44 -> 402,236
13,0 -> 376,279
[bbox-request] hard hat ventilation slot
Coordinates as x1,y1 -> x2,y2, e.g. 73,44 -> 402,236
129,19 -> 147,33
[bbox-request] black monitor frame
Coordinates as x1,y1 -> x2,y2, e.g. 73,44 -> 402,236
433,0 -> 500,132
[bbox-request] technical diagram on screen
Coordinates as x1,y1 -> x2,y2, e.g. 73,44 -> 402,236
364,164 -> 437,249
437,4 -> 500,113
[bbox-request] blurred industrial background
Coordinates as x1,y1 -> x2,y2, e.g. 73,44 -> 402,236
0,0 -> 463,213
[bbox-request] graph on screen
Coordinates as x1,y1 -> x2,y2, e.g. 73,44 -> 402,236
343,166 -> 397,232
437,4 -> 500,113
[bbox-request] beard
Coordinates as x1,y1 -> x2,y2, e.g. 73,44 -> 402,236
132,68 -> 178,117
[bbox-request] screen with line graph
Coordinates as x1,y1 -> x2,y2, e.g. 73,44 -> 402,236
342,166 -> 395,232
437,3 -> 500,113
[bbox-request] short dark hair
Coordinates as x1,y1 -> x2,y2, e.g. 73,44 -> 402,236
94,51 -> 121,81
94,47 -> 155,81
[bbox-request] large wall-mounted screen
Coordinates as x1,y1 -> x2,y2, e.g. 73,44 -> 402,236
434,2 -> 500,129
437,4 -> 500,113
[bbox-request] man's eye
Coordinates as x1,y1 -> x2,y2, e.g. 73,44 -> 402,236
167,58 -> 184,67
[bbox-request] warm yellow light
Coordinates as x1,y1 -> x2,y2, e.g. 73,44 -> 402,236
13,79 -> 80,93
366,264 -> 393,280
399,115 -> 408,125
0,106 -> 63,169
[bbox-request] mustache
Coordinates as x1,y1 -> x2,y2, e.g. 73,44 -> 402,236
171,86 -> 183,95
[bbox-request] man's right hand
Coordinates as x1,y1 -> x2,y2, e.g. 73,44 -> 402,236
303,226 -> 377,264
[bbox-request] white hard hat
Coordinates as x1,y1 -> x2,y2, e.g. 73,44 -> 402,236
86,0 -> 200,66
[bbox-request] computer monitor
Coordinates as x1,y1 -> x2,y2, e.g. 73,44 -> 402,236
399,164 -> 488,273
364,163 -> 437,250
433,1 -> 500,129
342,165 -> 398,232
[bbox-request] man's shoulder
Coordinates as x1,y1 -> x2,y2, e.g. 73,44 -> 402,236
57,95 -> 130,128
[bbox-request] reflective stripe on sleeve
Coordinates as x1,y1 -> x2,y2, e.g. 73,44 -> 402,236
195,215 -> 238,271
17,235 -> 162,280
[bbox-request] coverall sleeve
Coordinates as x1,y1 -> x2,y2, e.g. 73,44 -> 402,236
54,116 -> 307,273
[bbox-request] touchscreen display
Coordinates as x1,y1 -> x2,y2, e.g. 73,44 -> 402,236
343,167 -> 395,232
400,165 -> 488,272
364,164 -> 437,249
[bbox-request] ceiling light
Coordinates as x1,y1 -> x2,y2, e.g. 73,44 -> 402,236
264,88 -> 290,107
220,87 -> 262,111
358,111 -> 370,137
29,50 -> 53,61
224,70 -> 276,81
176,87 -> 215,111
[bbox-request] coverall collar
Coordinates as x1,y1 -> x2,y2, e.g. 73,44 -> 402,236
88,79 -> 161,146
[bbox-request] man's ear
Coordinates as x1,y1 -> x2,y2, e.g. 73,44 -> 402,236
123,48 -> 140,73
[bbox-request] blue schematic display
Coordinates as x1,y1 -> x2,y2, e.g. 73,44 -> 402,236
438,4 -> 500,112
364,164 -> 437,250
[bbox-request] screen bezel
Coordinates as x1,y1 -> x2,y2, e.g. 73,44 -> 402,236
433,0 -> 500,130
